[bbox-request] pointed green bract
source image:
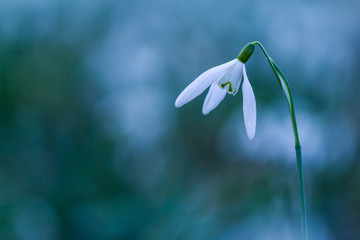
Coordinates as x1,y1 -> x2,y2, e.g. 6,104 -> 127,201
271,60 -> 292,110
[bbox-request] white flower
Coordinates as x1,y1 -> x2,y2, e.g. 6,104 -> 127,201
175,58 -> 257,139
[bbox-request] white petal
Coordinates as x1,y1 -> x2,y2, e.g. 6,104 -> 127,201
242,65 -> 256,140
217,60 -> 243,95
175,59 -> 237,108
202,83 -> 227,115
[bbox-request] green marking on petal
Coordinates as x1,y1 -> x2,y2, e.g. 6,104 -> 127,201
221,82 -> 233,92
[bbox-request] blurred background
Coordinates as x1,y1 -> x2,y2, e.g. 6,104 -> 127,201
0,0 -> 360,239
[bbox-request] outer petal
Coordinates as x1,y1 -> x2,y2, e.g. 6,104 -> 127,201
202,83 -> 227,115
242,65 -> 256,140
175,59 -> 237,108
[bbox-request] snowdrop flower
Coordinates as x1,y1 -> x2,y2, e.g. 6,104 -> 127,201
175,43 -> 256,139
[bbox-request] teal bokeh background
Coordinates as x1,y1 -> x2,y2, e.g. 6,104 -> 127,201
0,0 -> 360,239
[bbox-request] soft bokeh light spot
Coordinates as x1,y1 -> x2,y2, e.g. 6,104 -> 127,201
14,199 -> 59,240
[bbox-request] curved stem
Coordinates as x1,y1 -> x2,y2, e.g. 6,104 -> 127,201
253,41 -> 308,240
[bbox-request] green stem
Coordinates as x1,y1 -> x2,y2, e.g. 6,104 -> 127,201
253,41 -> 308,240
296,146 -> 308,240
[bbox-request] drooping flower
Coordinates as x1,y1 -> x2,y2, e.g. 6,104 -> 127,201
175,43 -> 257,139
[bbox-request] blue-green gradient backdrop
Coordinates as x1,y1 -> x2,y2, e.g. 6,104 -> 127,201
0,0 -> 359,239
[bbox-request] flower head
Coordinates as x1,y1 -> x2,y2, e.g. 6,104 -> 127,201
175,43 -> 257,139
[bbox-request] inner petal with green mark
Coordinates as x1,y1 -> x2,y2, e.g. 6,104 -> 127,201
217,60 -> 243,95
